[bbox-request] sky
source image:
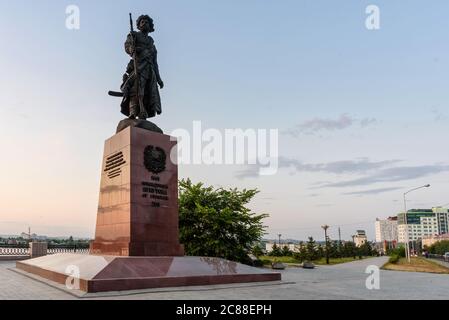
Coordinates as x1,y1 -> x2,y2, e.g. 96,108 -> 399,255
0,0 -> 448,241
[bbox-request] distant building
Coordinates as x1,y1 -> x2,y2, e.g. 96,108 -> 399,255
265,242 -> 301,253
375,217 -> 398,252
20,232 -> 31,239
20,232 -> 47,241
433,207 -> 449,235
354,230 -> 367,247
397,209 -> 439,244
422,233 -> 449,248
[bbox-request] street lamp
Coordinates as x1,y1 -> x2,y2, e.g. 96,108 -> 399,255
321,225 -> 330,264
351,235 -> 356,259
403,184 -> 431,263
278,234 -> 282,246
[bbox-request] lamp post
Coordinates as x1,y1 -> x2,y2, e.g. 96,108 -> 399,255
278,234 -> 282,246
351,235 -> 356,259
321,225 -> 330,264
403,184 -> 431,263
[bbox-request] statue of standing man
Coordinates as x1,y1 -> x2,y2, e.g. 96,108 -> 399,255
118,14 -> 164,120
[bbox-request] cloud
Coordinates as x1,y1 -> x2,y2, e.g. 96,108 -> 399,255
360,118 -> 377,127
278,157 -> 399,175
299,114 -> 354,132
235,157 -> 400,179
234,165 -> 260,179
431,108 -> 447,122
342,187 -> 403,196
283,114 -> 377,137
234,156 -> 449,190
321,164 -> 449,188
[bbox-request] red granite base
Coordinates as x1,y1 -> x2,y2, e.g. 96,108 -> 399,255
91,126 -> 185,257
16,254 -> 281,293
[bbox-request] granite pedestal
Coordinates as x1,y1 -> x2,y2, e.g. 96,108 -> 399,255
90,126 -> 184,257
16,254 -> 280,293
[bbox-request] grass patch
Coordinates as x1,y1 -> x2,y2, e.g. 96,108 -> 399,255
260,256 -> 367,266
260,256 -> 299,264
313,257 -> 365,265
382,257 -> 449,274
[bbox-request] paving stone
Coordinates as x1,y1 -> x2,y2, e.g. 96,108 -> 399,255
1,257 -> 448,300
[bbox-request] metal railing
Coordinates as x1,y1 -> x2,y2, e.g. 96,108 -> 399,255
47,246 -> 90,255
0,244 -> 90,256
0,247 -> 29,256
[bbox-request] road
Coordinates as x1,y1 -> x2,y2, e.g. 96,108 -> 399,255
0,257 -> 448,300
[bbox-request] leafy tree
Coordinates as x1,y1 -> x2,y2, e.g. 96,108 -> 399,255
178,179 -> 269,264
305,237 -> 320,261
293,242 -> 306,262
342,241 -> 357,258
328,240 -> 340,258
359,242 -> 373,257
251,244 -> 264,258
386,246 -> 406,258
293,247 -> 308,262
281,245 -> 293,257
317,244 -> 325,259
428,240 -> 449,255
269,243 -> 282,257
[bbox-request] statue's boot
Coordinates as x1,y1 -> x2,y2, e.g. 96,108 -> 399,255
138,110 -> 148,120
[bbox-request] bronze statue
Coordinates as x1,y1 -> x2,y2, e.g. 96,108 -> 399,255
109,14 -> 164,120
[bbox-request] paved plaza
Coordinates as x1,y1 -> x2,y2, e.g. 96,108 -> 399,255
0,257 -> 448,300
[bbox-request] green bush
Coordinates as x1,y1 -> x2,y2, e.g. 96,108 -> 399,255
178,179 -> 268,264
281,246 -> 293,257
251,245 -> 264,258
389,254 -> 400,264
268,243 -> 283,257
387,247 -> 406,258
260,259 -> 271,266
428,240 -> 449,255
293,251 -> 307,263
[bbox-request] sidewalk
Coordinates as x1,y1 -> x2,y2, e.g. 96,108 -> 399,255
2,257 -> 449,300
429,258 -> 449,269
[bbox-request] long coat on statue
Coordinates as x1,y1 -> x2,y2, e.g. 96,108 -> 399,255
120,31 -> 162,118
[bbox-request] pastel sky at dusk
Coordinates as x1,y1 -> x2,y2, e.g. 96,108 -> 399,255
1,0 -> 448,241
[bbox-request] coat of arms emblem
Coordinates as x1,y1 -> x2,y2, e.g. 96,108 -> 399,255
144,145 -> 166,174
